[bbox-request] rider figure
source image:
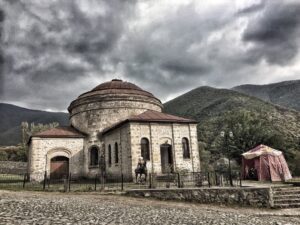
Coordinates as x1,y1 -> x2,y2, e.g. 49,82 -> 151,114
137,157 -> 145,169
135,157 -> 147,183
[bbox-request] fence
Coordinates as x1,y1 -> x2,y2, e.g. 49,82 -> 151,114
0,170 -> 242,192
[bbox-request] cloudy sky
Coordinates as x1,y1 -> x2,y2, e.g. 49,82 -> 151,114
0,0 -> 300,112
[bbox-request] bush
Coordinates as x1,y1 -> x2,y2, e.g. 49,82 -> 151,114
0,151 -> 8,161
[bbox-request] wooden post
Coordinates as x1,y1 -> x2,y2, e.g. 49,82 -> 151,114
94,174 -> 97,191
63,176 -> 68,192
68,173 -> 71,192
149,173 -> 152,189
239,172 -> 242,187
177,173 -> 181,188
43,171 -> 47,190
121,174 -> 124,191
22,173 -> 27,189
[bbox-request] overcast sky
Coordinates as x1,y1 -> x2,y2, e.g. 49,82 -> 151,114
0,0 -> 300,112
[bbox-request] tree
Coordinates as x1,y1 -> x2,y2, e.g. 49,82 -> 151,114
212,110 -> 277,163
21,122 -> 59,146
0,151 -> 8,161
19,122 -> 60,162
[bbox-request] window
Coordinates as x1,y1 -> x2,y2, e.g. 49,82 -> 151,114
90,146 -> 99,166
182,138 -> 190,159
115,142 -> 119,164
141,138 -> 150,161
108,144 -> 112,167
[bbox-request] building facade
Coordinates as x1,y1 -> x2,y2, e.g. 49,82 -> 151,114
28,79 -> 200,181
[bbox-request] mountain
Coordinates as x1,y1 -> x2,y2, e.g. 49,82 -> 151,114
163,86 -> 300,173
0,103 -> 69,146
232,80 -> 300,111
163,86 -> 299,142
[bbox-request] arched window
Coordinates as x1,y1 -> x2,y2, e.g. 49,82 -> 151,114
90,146 -> 99,166
115,142 -> 119,164
108,144 -> 112,167
141,138 -> 150,161
182,138 -> 190,159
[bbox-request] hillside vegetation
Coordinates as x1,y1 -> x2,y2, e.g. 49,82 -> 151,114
164,86 -> 300,175
0,103 -> 69,146
233,80 -> 300,111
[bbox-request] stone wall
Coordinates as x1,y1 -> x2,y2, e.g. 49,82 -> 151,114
129,122 -> 200,175
28,137 -> 84,181
0,161 -> 27,174
69,93 -> 163,178
126,187 -> 272,208
102,122 -> 200,180
69,94 -> 162,135
103,124 -> 132,181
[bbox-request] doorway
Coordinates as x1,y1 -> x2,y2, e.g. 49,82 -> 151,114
50,156 -> 69,179
160,144 -> 173,173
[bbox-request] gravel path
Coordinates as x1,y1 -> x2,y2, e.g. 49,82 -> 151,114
0,190 -> 299,225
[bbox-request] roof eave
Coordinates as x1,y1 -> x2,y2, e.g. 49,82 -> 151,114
102,119 -> 198,136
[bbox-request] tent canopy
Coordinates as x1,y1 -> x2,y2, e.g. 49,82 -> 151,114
242,144 -> 282,159
242,144 -> 292,182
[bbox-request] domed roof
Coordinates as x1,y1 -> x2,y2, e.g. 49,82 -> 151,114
68,78 -> 163,120
78,79 -> 159,100
92,79 -> 144,92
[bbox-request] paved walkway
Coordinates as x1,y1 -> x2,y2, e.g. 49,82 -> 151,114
0,190 -> 299,225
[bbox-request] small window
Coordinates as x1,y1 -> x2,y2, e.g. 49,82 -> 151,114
115,142 -> 119,164
141,138 -> 150,161
182,138 -> 190,159
90,146 -> 99,166
108,144 -> 112,167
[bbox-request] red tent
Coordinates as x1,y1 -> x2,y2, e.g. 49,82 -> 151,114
242,144 -> 292,182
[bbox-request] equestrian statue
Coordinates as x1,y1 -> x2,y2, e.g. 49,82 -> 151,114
135,157 -> 147,183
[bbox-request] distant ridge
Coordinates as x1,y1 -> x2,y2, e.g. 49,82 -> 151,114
0,103 -> 69,146
163,86 -> 300,159
232,80 -> 300,111
1,79 -> 299,145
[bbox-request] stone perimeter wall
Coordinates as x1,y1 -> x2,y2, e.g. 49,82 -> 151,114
126,187 -> 272,208
0,161 -> 27,174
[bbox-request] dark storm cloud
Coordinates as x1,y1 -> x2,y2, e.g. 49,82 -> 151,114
242,1 -> 300,65
118,1 -> 234,99
237,1 -> 266,15
0,8 -> 4,97
161,60 -> 209,75
1,0 -> 300,111
1,0 -> 137,110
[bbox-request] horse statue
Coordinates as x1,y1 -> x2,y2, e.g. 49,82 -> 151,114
135,157 -> 147,183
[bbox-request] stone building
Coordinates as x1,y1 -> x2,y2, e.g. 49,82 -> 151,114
28,79 -> 200,181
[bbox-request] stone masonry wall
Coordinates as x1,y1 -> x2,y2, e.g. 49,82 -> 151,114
0,161 -> 27,174
28,137 -> 84,181
103,124 -> 132,181
130,122 -> 200,176
70,96 -> 162,135
126,187 -> 271,208
102,122 -> 200,180
69,94 -> 163,178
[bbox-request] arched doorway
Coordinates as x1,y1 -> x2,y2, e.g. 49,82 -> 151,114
50,156 -> 69,179
160,144 -> 173,173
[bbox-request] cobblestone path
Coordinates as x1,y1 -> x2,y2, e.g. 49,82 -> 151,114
0,190 -> 299,225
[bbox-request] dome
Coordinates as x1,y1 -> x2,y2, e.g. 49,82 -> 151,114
92,79 -> 143,91
68,79 -> 163,135
77,79 -> 158,99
